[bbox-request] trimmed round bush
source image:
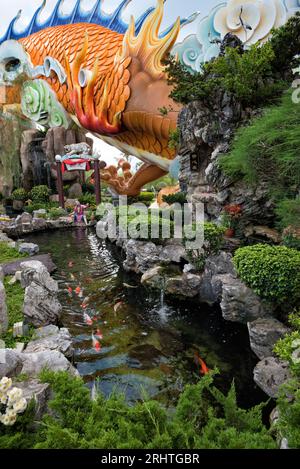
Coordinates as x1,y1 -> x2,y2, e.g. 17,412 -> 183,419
30,185 -> 50,203
233,244 -> 300,305
163,192 -> 187,206
11,188 -> 28,201
48,207 -> 67,220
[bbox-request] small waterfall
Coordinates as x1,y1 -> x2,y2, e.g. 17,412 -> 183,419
29,138 -> 48,186
160,288 -> 165,309
158,279 -> 168,323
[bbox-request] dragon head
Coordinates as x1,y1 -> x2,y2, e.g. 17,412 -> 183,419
0,40 -> 30,111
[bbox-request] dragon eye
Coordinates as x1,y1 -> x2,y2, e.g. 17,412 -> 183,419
5,58 -> 21,72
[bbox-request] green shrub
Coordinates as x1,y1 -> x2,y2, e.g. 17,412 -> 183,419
166,13 -> 300,108
233,244 -> 300,306
273,305 -> 300,447
0,400 -> 37,449
184,223 -> 225,254
86,210 -> 95,222
24,201 -> 58,214
110,206 -> 176,242
283,233 -> 300,251
165,41 -> 285,107
82,182 -> 95,194
269,12 -> 300,78
127,193 -> 155,207
163,192 -> 187,206
48,207 -> 67,220
63,185 -> 70,196
137,192 -> 155,203
0,371 -> 276,449
184,223 -> 225,272
30,185 -> 50,203
11,188 -> 28,201
79,193 -> 96,207
121,212 -> 175,242
35,212 -> 47,219
276,199 -> 300,230
168,128 -> 180,150
274,311 -> 300,376
277,379 -> 300,448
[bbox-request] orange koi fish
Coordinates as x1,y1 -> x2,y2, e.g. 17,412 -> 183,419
92,333 -> 101,352
194,352 -> 210,375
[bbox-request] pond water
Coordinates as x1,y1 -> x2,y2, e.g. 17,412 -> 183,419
27,228 -> 266,407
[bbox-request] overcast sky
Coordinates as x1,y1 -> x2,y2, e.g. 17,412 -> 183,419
0,0 -> 219,165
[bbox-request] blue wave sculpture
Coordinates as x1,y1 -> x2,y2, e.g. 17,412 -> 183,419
0,0 -> 197,44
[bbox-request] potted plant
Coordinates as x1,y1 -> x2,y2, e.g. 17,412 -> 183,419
11,188 -> 28,211
221,204 -> 243,238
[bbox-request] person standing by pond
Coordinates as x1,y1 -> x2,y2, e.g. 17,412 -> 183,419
73,201 -> 88,225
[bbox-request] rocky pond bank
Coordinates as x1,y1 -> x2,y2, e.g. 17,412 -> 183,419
0,230 -> 77,419
96,217 -> 293,400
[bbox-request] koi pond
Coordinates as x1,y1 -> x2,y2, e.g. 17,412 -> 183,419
27,228 -> 266,407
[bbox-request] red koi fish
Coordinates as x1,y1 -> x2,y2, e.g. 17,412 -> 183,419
83,312 -> 93,326
75,286 -> 81,295
67,286 -> 73,294
92,333 -> 101,352
194,352 -> 210,375
95,329 -> 103,340
81,303 -> 88,309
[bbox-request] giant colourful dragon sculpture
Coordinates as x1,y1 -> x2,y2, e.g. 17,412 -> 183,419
0,0 -> 189,196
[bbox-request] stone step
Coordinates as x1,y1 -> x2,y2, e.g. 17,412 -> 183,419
1,254 -> 56,276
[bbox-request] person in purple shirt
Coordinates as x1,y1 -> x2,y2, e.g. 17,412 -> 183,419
73,201 -> 88,225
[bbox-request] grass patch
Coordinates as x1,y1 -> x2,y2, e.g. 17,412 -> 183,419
0,277 -> 32,348
0,242 -> 25,264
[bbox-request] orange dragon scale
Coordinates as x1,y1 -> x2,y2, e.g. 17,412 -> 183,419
0,0 -> 184,195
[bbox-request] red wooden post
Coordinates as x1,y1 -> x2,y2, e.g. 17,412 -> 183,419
55,156 -> 65,209
94,158 -> 101,205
